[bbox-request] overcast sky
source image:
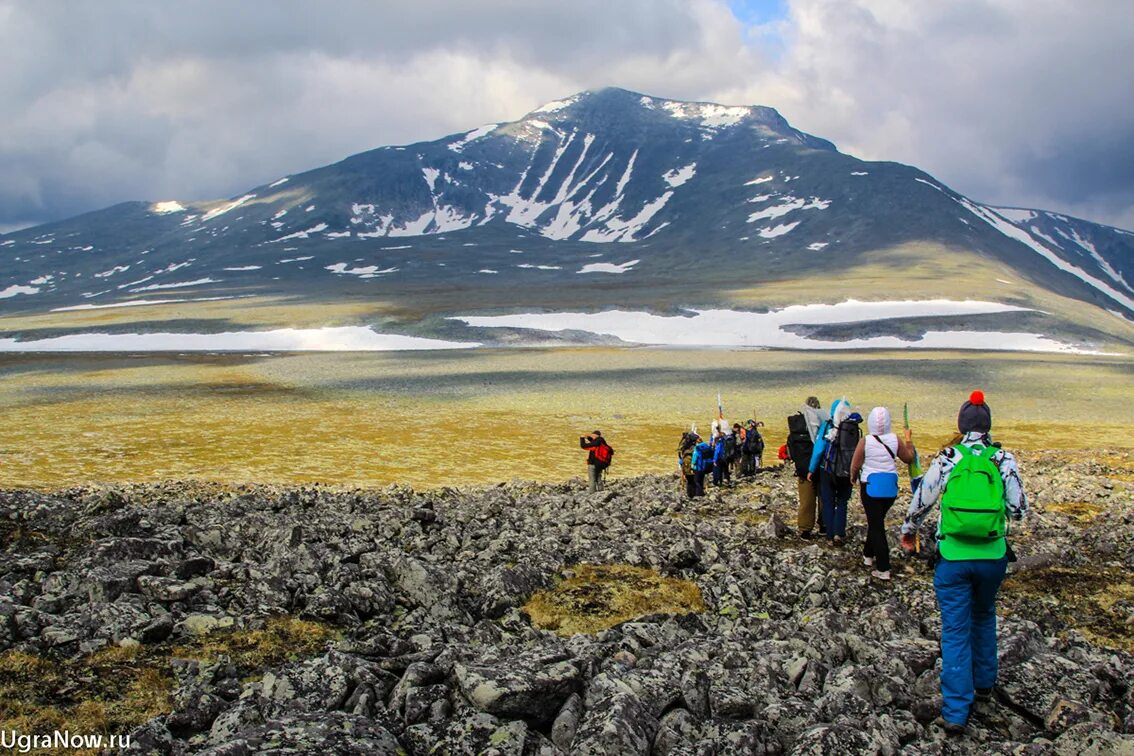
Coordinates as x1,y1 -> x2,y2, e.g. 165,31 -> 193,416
2,0 -> 1132,233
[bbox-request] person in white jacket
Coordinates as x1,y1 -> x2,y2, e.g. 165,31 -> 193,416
850,407 -> 915,580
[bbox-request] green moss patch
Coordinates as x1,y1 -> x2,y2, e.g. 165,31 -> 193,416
523,564 -> 704,637
1005,567 -> 1134,652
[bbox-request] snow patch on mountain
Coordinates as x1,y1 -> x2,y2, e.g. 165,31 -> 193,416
644,97 -> 751,129
532,96 -> 580,114
202,194 -> 255,222
0,285 -> 39,298
51,299 -> 184,311
663,163 -> 697,188
448,124 -> 498,153
325,263 -> 398,278
758,222 -> 800,239
130,278 -> 219,293
991,207 -> 1036,223
747,196 -> 831,223
151,201 -> 186,214
272,223 -> 329,242
578,259 -> 640,274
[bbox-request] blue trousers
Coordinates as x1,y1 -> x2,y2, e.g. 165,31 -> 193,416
818,471 -> 850,539
934,556 -> 1008,725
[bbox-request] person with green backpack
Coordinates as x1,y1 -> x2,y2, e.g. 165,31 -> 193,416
899,391 -> 1028,736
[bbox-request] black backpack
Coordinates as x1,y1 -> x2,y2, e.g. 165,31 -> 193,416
786,413 -> 813,477
825,419 -> 861,478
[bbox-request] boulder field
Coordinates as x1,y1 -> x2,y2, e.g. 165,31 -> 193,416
1,450 -> 1132,754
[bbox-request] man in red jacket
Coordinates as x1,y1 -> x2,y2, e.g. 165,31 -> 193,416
580,430 -> 613,493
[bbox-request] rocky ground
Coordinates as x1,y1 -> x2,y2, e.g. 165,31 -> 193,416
1,450 -> 1133,755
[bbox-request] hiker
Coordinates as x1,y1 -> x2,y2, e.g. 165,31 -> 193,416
678,432 -> 698,499
787,405 -> 818,538
711,430 -> 729,487
899,391 -> 1028,735
743,420 -> 765,473
799,396 -> 828,536
850,407 -> 915,580
691,434 -> 713,497
802,396 -> 826,443
732,423 -> 746,478
807,399 -> 861,545
579,430 -> 613,493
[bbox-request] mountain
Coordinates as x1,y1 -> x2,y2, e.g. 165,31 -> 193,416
2,87 -> 1133,351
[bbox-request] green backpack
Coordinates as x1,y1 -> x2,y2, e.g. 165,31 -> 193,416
938,444 -> 1007,560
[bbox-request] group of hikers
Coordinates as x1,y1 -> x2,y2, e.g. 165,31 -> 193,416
581,389 -> 1029,736
676,418 -> 767,497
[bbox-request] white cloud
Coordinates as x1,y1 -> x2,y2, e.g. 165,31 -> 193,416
0,0 -> 1131,231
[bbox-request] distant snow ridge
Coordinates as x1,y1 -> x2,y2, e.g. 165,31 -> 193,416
452,300 -> 1097,354
0,327 -> 479,353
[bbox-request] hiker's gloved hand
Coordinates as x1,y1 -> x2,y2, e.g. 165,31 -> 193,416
899,532 -> 917,554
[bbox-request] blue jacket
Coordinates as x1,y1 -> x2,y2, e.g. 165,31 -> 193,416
808,399 -> 848,475
713,437 -> 728,464
692,442 -> 714,472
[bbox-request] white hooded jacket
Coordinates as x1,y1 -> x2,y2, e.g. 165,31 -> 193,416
861,407 -> 899,480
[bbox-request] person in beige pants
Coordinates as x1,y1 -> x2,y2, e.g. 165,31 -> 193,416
790,396 -> 827,538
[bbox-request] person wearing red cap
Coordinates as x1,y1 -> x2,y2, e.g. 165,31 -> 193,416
899,391 -> 1028,736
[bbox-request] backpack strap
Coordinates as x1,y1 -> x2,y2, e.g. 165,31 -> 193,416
872,434 -> 897,460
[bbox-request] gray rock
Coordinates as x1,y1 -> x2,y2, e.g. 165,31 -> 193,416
999,653 -> 1102,722
653,708 -> 701,754
788,724 -> 871,755
572,674 -> 658,755
552,692 -> 584,750
455,658 -> 581,724
1051,721 -> 1134,756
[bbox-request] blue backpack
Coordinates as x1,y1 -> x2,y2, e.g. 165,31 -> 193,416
692,442 -> 714,472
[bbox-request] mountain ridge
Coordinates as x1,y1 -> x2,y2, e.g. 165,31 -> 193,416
2,88 -> 1133,352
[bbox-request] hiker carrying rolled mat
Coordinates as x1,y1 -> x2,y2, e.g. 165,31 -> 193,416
808,398 -> 862,545
788,396 -> 827,539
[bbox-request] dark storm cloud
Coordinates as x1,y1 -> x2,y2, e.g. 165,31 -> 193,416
1,0 -> 1132,232
725,0 -> 1134,230
0,0 -> 751,229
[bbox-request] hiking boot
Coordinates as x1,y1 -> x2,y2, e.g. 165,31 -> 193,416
934,717 -> 967,736
871,569 -> 891,581
799,530 -> 815,540
832,535 -> 844,546
975,688 -> 994,703
863,556 -> 874,567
